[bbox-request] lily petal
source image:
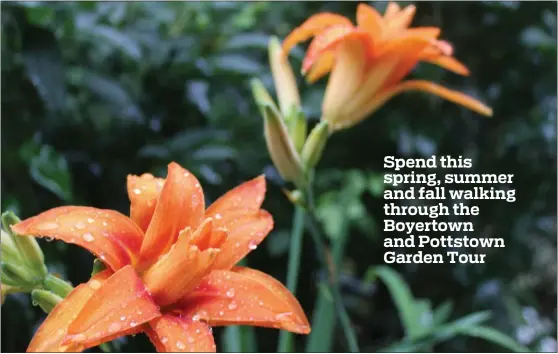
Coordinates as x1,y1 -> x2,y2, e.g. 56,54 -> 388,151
282,13 -> 353,56
384,4 -> 416,37
127,173 -> 165,232
181,267 -> 310,334
65,265 -> 161,349
12,207 -> 143,271
353,79 -> 493,123
205,175 -> 266,217
146,314 -> 216,352
384,2 -> 402,20
139,163 -> 205,267
142,227 -> 218,306
356,3 -> 383,37
306,51 -> 335,83
26,270 -> 112,352
211,210 -> 273,270
422,55 -> 470,76
302,25 -> 372,74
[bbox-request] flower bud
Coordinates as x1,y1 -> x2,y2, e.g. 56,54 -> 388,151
269,36 -> 301,119
263,105 -> 306,187
289,111 -> 307,153
301,121 -> 330,169
31,289 -> 63,313
1,230 -> 22,264
283,189 -> 306,208
251,78 -> 280,118
91,258 -> 107,276
44,273 -> 73,298
1,262 -> 37,287
2,211 -> 47,279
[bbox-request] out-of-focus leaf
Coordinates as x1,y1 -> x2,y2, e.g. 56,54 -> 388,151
266,230 -> 290,257
433,300 -> 454,326
76,23 -> 142,60
456,325 -> 529,352
186,80 -> 211,115
29,145 -> 73,201
21,25 -> 66,112
224,33 -> 271,51
211,54 -> 263,75
191,146 -> 237,162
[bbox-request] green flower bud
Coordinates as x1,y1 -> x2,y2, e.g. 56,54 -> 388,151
1,262 -> 37,288
31,289 -> 63,313
302,121 -> 330,169
43,273 -> 73,298
91,258 -> 107,276
2,211 -> 47,279
263,105 -> 306,187
251,78 -> 281,119
289,111 -> 307,153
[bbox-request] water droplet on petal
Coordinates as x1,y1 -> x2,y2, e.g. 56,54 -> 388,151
195,329 -> 201,334
248,240 -> 258,250
219,310 -> 224,316
228,302 -> 237,310
73,334 -> 86,342
235,242 -> 240,248
108,322 -> 121,332
258,300 -> 264,306
89,280 -> 102,290
176,341 -> 185,350
75,221 -> 86,230
120,315 -> 126,321
215,213 -> 222,220
130,321 -> 137,327
226,288 -> 235,298
133,188 -> 141,195
82,233 -> 95,242
87,218 -> 95,224
161,337 -> 168,344
37,222 -> 59,231
102,221 -> 108,226
192,314 -> 200,321
187,336 -> 195,344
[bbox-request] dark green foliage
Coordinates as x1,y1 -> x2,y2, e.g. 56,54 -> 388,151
1,1 -> 556,352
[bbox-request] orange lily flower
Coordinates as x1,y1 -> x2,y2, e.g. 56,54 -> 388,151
12,162 -> 310,352
282,2 -> 493,131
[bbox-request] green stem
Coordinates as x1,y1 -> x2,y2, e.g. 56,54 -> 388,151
306,192 -> 360,353
277,206 -> 306,352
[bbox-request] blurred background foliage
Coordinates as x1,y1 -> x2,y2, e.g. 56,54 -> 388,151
1,1 -> 556,352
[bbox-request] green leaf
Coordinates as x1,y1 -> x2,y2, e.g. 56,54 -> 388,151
432,300 -> 454,326
211,54 -> 263,75
305,283 -> 336,352
435,311 -> 492,342
455,325 -> 529,352
373,266 -> 421,339
29,145 -> 73,201
266,230 -> 290,257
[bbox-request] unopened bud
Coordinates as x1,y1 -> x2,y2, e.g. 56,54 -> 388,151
301,121 -> 330,169
2,211 -> 47,279
283,189 -> 306,208
31,289 -> 63,313
44,273 -> 73,298
263,105 -> 306,187
251,78 -> 280,118
269,36 -> 301,119
1,262 -> 37,287
289,111 -> 307,153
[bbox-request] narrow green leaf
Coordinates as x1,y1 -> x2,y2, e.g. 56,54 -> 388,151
456,325 -> 529,352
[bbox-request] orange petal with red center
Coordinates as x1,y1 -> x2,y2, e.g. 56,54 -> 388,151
64,265 -> 161,349
139,163 -> 205,267
181,267 -> 310,334
142,226 -> 219,306
205,175 -> 266,218
146,314 -> 216,352
282,13 -> 354,56
302,25 -> 372,74
211,209 -> 273,270
26,270 -> 112,352
128,173 -> 165,232
357,3 -> 383,36
12,207 -> 143,271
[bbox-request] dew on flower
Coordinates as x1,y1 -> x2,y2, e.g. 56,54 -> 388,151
226,288 -> 235,298
161,336 -> 168,344
176,340 -> 185,350
120,315 -> 126,321
235,242 -> 240,248
82,233 -> 95,242
133,188 -> 141,195
130,321 -> 137,327
248,240 -> 258,250
215,213 -> 222,220
228,301 -> 238,310
108,322 -> 121,333
89,279 -> 102,290
187,336 -> 195,344
87,218 -> 95,224
219,310 -> 225,316
102,221 -> 108,226
75,221 -> 86,230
